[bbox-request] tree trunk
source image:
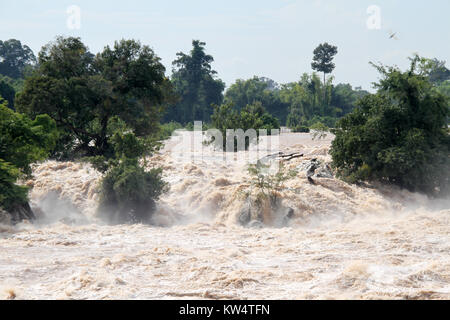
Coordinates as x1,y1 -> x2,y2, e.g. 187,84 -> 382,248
323,72 -> 327,115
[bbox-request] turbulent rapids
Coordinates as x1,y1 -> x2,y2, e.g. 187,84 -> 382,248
0,132 -> 449,300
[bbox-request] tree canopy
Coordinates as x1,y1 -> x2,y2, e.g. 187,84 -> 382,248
330,56 -> 450,196
224,76 -> 289,124
0,39 -> 36,79
0,80 -> 15,109
210,102 -> 280,151
166,40 -> 225,124
0,100 -> 57,214
16,37 -> 171,160
311,43 -> 338,81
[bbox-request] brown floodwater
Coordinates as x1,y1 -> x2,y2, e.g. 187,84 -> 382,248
0,132 -> 449,300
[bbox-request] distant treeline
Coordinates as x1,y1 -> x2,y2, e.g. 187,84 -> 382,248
2,38 -> 450,130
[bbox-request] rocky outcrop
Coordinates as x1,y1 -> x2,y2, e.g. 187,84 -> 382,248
0,202 -> 35,225
237,197 -> 295,228
297,159 -> 334,179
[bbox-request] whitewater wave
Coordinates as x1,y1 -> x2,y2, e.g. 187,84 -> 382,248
1,132 -> 449,300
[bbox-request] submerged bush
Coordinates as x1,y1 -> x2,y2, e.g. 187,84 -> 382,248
98,158 -> 168,224
94,123 -> 168,224
248,161 -> 297,208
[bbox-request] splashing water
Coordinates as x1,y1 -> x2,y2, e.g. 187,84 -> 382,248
0,132 -> 449,300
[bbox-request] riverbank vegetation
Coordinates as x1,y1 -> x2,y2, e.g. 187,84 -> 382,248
331,56 -> 450,197
0,35 -> 449,223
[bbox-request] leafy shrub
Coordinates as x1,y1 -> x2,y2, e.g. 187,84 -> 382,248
248,161 -> 297,207
98,158 -> 168,224
330,56 -> 450,196
210,102 -> 280,151
310,122 -> 329,140
291,125 -> 310,133
93,121 -> 168,224
0,101 -> 57,213
158,121 -> 184,140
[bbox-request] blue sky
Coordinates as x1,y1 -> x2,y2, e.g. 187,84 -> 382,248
1,0 -> 449,91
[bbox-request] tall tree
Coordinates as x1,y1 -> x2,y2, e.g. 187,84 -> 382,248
168,40 -> 225,123
311,42 -> 338,110
16,37 -> 171,159
0,39 -> 36,79
311,42 -> 338,86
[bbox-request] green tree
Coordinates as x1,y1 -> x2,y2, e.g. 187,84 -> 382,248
210,102 -> 280,151
282,73 -> 332,127
224,76 -> 289,124
330,83 -> 369,116
436,81 -> 450,102
311,43 -> 338,86
311,43 -> 338,112
0,100 -> 57,221
0,39 -> 36,79
96,127 -> 168,224
417,58 -> 450,84
0,80 -> 15,109
16,37 -> 171,159
330,56 -> 450,196
15,37 -> 170,224
167,40 -> 225,123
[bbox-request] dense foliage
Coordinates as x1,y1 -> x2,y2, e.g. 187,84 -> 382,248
98,159 -> 167,224
97,128 -> 168,223
210,102 -> 280,151
224,76 -> 289,124
0,80 -> 15,109
2,35 -> 449,223
223,73 -> 368,129
330,56 -> 450,196
0,39 -> 36,79
165,40 -> 225,124
16,37 -> 170,160
0,100 -> 57,212
12,36 -> 172,223
281,73 -> 369,129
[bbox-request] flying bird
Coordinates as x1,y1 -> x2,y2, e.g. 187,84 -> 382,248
388,30 -> 399,40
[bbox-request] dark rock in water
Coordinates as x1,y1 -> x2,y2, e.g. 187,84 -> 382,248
285,207 -> 295,219
238,207 -> 251,226
0,208 -> 11,225
281,207 -> 295,227
298,159 -> 334,180
0,202 -> 35,225
306,159 -> 320,178
315,164 -> 334,178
